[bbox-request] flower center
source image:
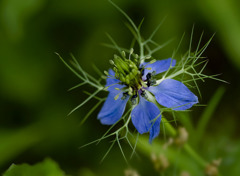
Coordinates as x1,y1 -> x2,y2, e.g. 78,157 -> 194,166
109,50 -> 157,104
112,55 -> 142,90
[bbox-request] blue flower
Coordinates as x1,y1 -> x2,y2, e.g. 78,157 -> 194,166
98,58 -> 198,142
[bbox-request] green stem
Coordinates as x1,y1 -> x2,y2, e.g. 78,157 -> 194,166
161,117 -> 207,168
161,118 -> 177,136
183,144 -> 206,167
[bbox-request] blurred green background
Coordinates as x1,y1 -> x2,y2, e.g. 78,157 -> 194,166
0,0 -> 240,175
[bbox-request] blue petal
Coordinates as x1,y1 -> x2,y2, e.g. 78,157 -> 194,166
142,58 -> 176,80
131,96 -> 161,142
148,79 -> 198,110
98,90 -> 129,125
106,69 -> 123,91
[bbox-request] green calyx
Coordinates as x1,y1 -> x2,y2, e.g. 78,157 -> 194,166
112,54 -> 141,88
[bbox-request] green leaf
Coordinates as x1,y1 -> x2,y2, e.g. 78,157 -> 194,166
3,158 -> 65,176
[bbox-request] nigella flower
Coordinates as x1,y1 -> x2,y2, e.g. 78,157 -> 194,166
98,52 -> 198,142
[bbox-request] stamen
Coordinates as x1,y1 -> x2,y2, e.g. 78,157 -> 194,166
121,92 -> 129,100
129,48 -> 134,60
128,87 -> 133,95
114,94 -> 120,100
145,55 -> 151,59
130,48 -> 134,55
131,94 -> 138,105
146,73 -> 152,80
121,51 -> 126,57
104,70 -> 109,75
134,54 -> 139,59
147,81 -> 151,87
101,75 -> 107,79
152,71 -> 156,76
150,59 -> 156,64
139,67 -> 144,76
147,79 -> 157,87
109,60 -> 115,65
150,79 -> 156,86
141,90 -> 147,99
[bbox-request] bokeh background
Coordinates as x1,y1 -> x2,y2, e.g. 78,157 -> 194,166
0,0 -> 240,175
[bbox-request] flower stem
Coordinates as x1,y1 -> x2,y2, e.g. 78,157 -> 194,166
161,117 -> 207,167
